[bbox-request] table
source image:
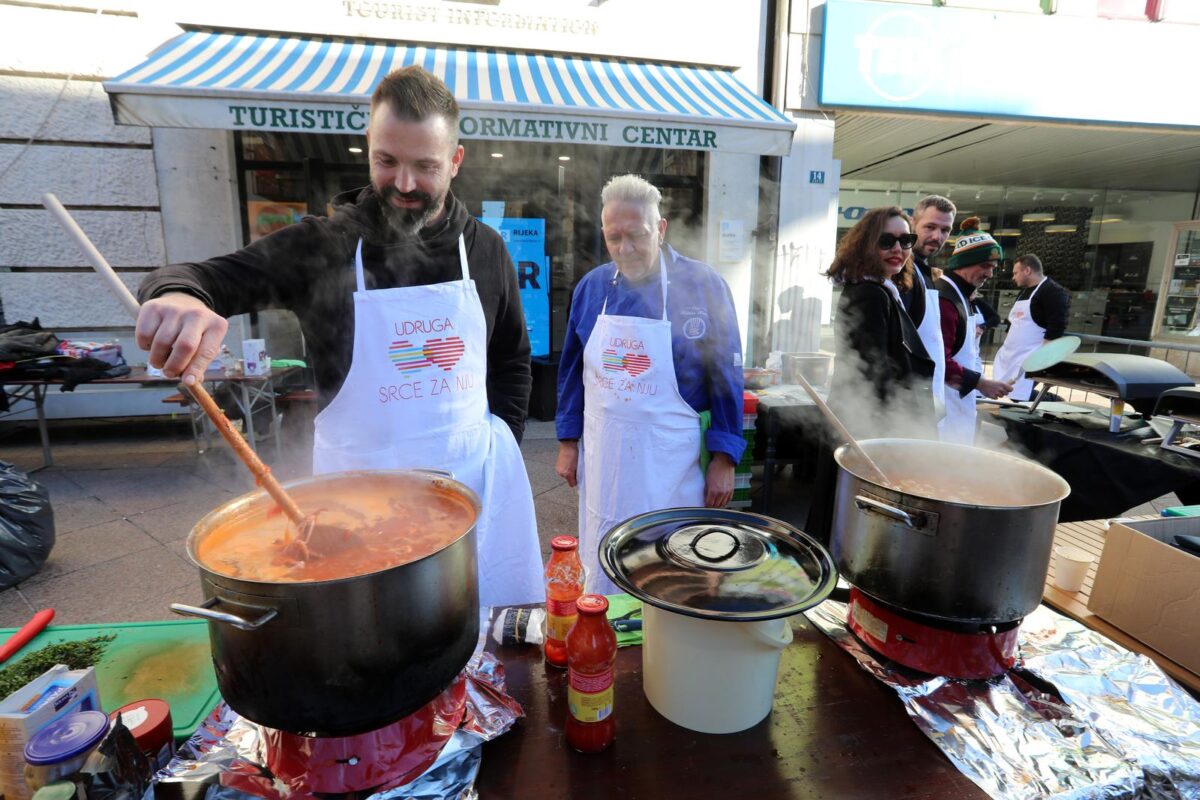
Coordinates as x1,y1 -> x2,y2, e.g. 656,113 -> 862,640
477,614 -> 986,800
753,387 -> 825,510
1,367 -> 295,468
995,409 -> 1200,521
1043,517 -> 1200,694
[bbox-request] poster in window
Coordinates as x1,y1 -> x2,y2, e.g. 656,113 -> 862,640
247,201 -> 308,242
481,218 -> 550,358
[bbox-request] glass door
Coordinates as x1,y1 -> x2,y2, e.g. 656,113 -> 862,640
1153,222 -> 1200,339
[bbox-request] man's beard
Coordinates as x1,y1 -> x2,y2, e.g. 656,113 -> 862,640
376,185 -> 444,237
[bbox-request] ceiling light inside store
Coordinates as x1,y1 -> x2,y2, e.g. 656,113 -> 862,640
975,190 -> 983,200
1032,191 -> 1043,201
1022,212 -> 1055,223
558,156 -> 570,161
347,146 -> 363,154
1061,193 -> 1071,201
491,152 -> 504,158
1094,215 -> 1124,224
994,228 -> 1022,237
1046,224 -> 1077,234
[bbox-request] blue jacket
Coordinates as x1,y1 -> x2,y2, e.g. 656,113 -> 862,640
556,246 -> 745,462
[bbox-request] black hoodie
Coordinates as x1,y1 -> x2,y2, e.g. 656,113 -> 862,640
137,187 -> 531,442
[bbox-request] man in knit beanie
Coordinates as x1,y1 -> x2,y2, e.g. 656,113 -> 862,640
934,217 -> 1013,444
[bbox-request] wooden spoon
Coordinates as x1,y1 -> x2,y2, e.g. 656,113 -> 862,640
41,193 -> 307,528
791,372 -> 891,485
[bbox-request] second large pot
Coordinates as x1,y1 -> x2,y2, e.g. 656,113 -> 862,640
173,470 -> 480,736
832,439 -> 1070,624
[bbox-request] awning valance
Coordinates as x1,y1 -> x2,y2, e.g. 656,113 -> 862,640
103,31 -> 795,156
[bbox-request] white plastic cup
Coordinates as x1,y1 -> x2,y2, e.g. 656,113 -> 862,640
242,339 -> 268,376
1052,545 -> 1094,593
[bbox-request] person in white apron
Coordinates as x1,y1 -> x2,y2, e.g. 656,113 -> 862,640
934,218 -> 1013,445
993,254 -> 1070,402
312,238 -> 544,610
906,195 -> 958,422
576,253 -> 706,595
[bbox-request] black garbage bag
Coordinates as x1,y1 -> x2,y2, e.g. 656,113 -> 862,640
0,461 -> 55,589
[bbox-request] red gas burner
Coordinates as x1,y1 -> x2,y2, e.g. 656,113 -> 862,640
225,676 -> 468,798
847,588 -> 1021,679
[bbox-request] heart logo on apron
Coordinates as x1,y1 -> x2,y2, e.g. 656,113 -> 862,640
424,336 -> 465,371
623,353 -> 652,377
388,339 -> 429,373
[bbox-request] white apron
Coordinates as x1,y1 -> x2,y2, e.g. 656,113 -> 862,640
312,237 -> 544,610
992,278 -> 1046,401
937,278 -> 984,445
578,254 -> 705,596
913,267 -> 946,421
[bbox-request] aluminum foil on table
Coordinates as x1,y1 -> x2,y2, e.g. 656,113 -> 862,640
806,601 -> 1200,800
147,652 -> 522,800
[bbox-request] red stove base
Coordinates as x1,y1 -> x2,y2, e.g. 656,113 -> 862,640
847,589 -> 1020,679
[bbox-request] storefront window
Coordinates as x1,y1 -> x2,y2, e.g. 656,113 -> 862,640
1156,223 -> 1200,337
836,180 -> 1196,350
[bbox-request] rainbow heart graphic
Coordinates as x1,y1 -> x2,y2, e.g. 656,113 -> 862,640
423,337 -> 465,371
388,340 -> 430,373
622,353 -> 652,377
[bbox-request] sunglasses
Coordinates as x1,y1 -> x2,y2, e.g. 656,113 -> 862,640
878,233 -> 918,250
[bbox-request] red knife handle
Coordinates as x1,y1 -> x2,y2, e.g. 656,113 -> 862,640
0,609 -> 55,663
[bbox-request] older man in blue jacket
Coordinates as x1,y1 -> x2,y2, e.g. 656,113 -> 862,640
555,174 -> 745,594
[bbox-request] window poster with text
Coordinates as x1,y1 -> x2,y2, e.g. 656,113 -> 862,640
482,217 -> 550,358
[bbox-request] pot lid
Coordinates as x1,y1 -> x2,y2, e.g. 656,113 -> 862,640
599,508 -> 838,621
25,710 -> 109,766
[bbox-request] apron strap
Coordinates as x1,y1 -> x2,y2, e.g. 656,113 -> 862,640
458,234 -> 470,281
1028,277 -> 1046,300
354,237 -> 366,293
600,250 -> 669,318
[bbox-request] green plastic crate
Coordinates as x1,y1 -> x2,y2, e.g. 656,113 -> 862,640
1162,505 -> 1200,517
0,619 -> 219,742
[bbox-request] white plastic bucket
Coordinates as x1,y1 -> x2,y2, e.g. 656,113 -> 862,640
642,604 -> 793,734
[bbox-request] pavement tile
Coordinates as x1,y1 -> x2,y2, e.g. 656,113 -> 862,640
520,438 -> 560,467
525,459 -> 564,496
126,491 -> 239,544
19,546 -> 198,625
536,482 -> 579,509
535,500 -> 577,556
29,470 -> 88,502
50,496 -> 124,535
0,588 -> 36,628
67,467 -> 220,515
23,519 -> 161,586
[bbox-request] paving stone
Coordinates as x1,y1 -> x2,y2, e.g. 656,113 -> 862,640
67,467 -> 218,515
525,459 -> 564,496
125,490 -> 239,544
0,588 -> 36,628
22,518 -> 160,586
49,495 -> 123,535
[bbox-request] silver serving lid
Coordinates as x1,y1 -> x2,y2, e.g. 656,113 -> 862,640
599,508 -> 838,621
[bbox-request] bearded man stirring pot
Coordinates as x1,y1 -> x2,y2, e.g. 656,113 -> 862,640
134,67 -> 544,609
555,175 -> 745,595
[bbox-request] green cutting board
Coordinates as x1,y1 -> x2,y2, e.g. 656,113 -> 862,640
0,619 -> 219,741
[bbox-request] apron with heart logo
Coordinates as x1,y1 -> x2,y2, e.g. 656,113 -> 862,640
992,277 -> 1047,401
578,252 -> 704,595
312,237 -> 544,610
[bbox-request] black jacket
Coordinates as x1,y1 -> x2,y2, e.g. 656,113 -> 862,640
137,188 -> 532,442
1012,276 -> 1070,339
832,281 -> 935,407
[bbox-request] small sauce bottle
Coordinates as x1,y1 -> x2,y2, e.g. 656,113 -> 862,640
566,594 -> 617,753
544,535 -> 585,668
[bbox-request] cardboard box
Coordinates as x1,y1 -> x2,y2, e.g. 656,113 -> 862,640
0,665 -> 100,800
1087,517 -> 1200,674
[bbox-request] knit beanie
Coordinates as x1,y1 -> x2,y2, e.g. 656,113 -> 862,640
946,217 -> 1003,271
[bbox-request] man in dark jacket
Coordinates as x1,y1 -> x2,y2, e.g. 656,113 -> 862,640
135,65 -> 543,608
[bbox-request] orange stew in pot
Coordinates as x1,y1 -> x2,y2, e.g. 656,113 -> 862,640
196,474 -> 476,583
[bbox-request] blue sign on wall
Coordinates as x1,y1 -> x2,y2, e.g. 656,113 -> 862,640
819,0 -> 1200,129
483,217 -> 550,358
809,170 -> 826,184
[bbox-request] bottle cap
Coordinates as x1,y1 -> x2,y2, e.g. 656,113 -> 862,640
109,699 -> 173,758
576,594 -> 608,615
550,536 -> 579,551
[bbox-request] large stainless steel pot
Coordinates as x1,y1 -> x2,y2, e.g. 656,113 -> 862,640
832,439 -> 1069,624
172,470 -> 479,736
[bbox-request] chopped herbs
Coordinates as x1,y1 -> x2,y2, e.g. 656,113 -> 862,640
0,635 -> 116,700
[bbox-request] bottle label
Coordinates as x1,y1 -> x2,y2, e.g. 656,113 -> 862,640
546,597 -> 578,617
546,611 -> 577,641
568,667 -> 614,723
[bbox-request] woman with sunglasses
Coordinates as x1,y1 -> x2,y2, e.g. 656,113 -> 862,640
805,206 -> 935,543
826,206 -> 935,424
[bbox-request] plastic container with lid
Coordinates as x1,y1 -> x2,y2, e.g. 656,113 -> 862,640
23,710 -> 110,791
109,699 -> 174,768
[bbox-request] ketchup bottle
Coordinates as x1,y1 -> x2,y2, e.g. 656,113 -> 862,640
566,594 -> 617,753
544,536 -> 585,668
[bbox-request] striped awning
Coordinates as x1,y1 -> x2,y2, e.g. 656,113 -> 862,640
102,30 -> 795,156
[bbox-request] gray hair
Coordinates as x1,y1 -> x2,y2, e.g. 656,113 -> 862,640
601,174 -> 662,223
914,194 -> 956,219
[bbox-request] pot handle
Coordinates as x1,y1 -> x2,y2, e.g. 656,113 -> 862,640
743,619 -> 794,650
854,495 -> 928,530
412,467 -> 455,480
170,597 -> 277,631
